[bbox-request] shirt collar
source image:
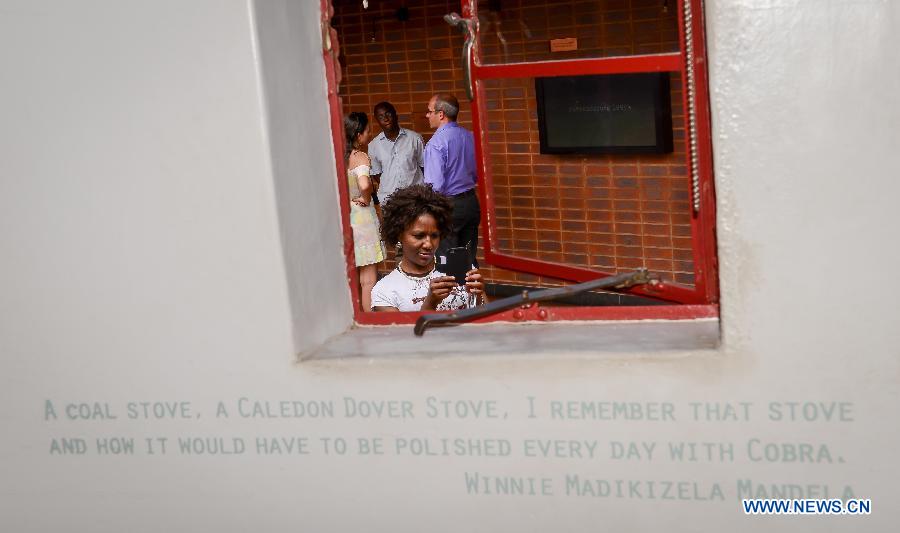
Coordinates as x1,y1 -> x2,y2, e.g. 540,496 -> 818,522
375,128 -> 407,143
435,122 -> 459,135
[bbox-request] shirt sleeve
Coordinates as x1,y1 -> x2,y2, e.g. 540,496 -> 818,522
415,135 -> 425,169
423,141 -> 445,193
370,279 -> 395,310
369,144 -> 382,175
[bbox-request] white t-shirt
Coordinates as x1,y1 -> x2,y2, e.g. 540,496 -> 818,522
370,267 -> 475,312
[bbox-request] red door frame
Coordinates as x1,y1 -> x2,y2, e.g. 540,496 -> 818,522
321,0 -> 364,315
324,0 -> 719,326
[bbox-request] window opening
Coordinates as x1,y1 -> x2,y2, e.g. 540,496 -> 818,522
327,0 -> 717,325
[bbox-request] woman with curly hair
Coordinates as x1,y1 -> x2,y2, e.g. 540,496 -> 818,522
344,112 -> 385,312
371,184 -> 486,312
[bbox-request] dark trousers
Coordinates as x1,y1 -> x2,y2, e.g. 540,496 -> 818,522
438,189 -> 480,267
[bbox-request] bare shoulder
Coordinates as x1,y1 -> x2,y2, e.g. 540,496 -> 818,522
349,150 -> 371,167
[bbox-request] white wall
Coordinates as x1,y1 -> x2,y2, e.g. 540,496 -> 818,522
0,1 -> 898,532
252,0 -> 354,351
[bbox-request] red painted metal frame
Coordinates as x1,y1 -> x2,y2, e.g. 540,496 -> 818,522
468,0 -> 719,307
323,0 -> 719,325
321,0 -> 363,315
486,251 -> 704,304
475,53 -> 682,79
683,0 -> 720,304
355,304 -> 718,326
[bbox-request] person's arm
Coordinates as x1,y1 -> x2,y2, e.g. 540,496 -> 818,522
369,146 -> 382,193
422,141 -> 445,193
416,135 -> 425,179
370,279 -> 400,312
349,153 -> 372,206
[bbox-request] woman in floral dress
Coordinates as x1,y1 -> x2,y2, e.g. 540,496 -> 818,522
344,112 -> 385,312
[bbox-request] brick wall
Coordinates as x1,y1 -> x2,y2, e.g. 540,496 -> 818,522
333,0 -> 693,288
477,0 -> 679,63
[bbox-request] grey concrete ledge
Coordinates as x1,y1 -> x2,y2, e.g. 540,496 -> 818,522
303,319 -> 720,360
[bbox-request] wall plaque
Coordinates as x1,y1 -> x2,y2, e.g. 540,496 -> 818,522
550,38 -> 578,52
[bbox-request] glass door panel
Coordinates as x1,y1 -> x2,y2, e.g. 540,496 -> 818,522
461,0 -> 714,304
475,0 -> 680,65
481,75 -> 695,288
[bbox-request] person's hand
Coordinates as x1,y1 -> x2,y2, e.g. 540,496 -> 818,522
464,268 -> 485,300
352,196 -> 368,207
422,275 -> 456,310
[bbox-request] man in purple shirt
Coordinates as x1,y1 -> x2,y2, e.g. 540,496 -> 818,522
424,92 -> 480,265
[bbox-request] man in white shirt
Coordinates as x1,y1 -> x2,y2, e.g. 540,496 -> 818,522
369,101 -> 425,203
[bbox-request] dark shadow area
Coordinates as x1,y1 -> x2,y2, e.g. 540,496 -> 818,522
486,282 -> 668,307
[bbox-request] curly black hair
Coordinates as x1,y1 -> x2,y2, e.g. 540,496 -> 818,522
380,184 -> 453,247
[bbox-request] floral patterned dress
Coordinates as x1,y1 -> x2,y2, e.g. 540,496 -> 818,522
348,163 -> 385,266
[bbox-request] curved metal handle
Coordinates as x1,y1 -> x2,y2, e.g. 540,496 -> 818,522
444,12 -> 476,101
414,269 -> 656,336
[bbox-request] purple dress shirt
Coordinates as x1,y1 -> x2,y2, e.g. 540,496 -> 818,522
423,122 -> 477,196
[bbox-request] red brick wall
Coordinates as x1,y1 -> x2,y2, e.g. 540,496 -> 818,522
477,0 -> 679,64
333,0 -> 693,287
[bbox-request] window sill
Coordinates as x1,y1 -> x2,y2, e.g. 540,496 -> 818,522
302,317 -> 720,361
